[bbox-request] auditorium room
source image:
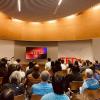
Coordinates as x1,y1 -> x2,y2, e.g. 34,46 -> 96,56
0,0 -> 100,100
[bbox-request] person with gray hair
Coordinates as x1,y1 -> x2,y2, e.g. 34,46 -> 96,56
80,68 -> 100,93
31,70 -> 53,95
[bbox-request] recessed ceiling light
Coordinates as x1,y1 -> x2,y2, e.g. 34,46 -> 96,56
17,0 -> 21,12
53,0 -> 64,14
58,0 -> 63,6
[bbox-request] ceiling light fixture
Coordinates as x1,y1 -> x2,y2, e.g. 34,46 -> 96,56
53,0 -> 63,14
17,0 -> 21,12
58,0 -> 63,6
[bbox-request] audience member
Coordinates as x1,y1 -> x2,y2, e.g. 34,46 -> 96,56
8,64 -> 17,79
32,70 -> 53,95
94,69 -> 100,81
61,59 -> 67,70
26,64 -> 41,86
80,68 -> 100,93
26,61 -> 34,71
45,58 -> 51,70
53,60 -> 62,73
25,62 -> 36,77
69,62 -> 83,81
26,64 -> 41,99
50,61 -> 55,74
0,88 -> 14,100
3,77 -> 25,96
94,60 -> 100,70
16,58 -> 21,65
0,59 -> 8,84
41,71 -> 70,100
9,65 -> 25,83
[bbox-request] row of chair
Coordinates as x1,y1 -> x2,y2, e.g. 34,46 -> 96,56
14,94 -> 41,100
1,76 -> 100,100
15,89 -> 100,100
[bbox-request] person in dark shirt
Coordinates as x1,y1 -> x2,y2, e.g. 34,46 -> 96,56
3,77 -> 25,96
0,60 -> 8,84
25,62 -> 36,77
52,60 -> 62,74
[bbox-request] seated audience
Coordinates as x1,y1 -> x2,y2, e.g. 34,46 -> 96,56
32,70 -> 53,95
26,61 -> 34,71
8,64 -> 17,78
50,61 -> 55,75
0,58 -> 8,84
52,60 -> 62,73
94,69 -> 100,81
0,88 -> 14,100
26,64 -> 41,99
94,60 -> 100,70
80,61 -> 87,73
41,71 -> 70,100
26,64 -> 41,89
25,62 -> 36,77
9,65 -> 25,83
80,68 -> 100,93
16,58 -> 21,65
68,64 -> 83,81
3,77 -> 25,96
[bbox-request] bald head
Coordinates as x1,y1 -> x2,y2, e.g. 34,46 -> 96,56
40,71 -> 50,82
85,68 -> 93,78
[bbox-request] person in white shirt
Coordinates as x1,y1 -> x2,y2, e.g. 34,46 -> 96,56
9,65 -> 25,83
45,58 -> 51,70
61,59 -> 67,70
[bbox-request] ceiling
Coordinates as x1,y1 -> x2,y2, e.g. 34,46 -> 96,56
0,0 -> 99,21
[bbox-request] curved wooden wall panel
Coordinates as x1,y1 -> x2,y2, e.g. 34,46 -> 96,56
0,8 -> 100,41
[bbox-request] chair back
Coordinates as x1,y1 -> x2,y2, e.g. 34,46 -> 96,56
70,81 -> 83,91
84,89 -> 100,99
14,94 -> 25,100
31,94 -> 42,100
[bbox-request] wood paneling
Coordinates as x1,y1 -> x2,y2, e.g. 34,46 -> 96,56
0,8 -> 100,41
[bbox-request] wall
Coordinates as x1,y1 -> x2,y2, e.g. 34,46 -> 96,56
14,41 -> 58,63
58,40 -> 93,61
0,40 -> 14,59
0,39 -> 95,62
92,38 -> 100,62
14,40 -> 93,62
